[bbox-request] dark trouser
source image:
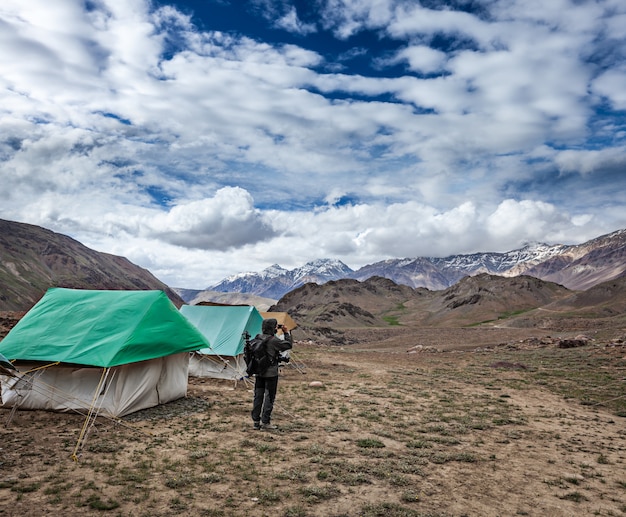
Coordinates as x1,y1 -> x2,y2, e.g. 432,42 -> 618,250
251,375 -> 279,424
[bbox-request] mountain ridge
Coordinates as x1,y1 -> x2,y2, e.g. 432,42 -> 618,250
267,272 -> 626,345
205,228 -> 626,300
210,258 -> 354,299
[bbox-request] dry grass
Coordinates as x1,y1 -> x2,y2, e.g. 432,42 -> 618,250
1,334 -> 625,516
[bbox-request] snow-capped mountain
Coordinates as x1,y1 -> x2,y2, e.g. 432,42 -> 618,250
205,229 -> 626,300
210,259 -> 354,299
348,243 -> 568,290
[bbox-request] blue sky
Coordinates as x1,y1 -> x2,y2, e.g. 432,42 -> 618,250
1,0 -> 625,289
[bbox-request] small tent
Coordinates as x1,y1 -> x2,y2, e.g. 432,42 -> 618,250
180,304 -> 263,380
260,311 -> 297,334
0,288 -> 210,418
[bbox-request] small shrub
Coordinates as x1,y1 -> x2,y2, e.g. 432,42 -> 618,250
87,495 -> 120,511
276,468 -> 309,483
560,491 -> 588,502
284,506 -> 307,517
11,482 -> 40,493
360,501 -> 423,516
299,485 -> 340,503
406,440 -> 431,449
169,496 -> 188,511
257,488 -> 282,503
400,490 -> 421,503
165,473 -> 195,489
356,438 -> 385,449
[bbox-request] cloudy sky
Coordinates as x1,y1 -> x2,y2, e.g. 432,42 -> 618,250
1,0 -> 625,289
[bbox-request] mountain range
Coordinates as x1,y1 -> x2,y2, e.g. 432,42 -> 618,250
196,228 -> 626,301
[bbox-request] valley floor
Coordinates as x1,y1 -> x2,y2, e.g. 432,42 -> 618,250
1,328 -> 625,516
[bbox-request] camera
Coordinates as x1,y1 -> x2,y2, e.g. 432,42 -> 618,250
278,351 -> 290,364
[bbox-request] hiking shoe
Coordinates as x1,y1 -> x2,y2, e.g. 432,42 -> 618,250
253,421 -> 261,430
261,423 -> 277,430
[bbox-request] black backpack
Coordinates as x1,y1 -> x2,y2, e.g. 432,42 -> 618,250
243,334 -> 272,376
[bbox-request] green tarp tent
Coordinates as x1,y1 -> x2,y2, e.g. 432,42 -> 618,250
0,288 -> 209,367
180,304 -> 263,380
0,288 -> 210,417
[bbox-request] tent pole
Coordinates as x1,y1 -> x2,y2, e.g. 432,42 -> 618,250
72,367 -> 111,461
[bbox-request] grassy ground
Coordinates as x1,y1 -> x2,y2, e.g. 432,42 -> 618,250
1,337 -> 625,516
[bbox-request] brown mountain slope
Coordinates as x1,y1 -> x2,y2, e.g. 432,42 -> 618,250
549,271 -> 626,313
272,276 -> 425,328
404,273 -> 573,327
271,274 -> 574,342
0,219 -> 183,311
498,272 -> 626,333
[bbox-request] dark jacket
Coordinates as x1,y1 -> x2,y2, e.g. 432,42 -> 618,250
258,332 -> 292,377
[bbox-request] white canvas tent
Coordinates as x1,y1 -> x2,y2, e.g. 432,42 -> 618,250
0,289 -> 210,419
180,304 -> 263,380
0,355 -> 190,418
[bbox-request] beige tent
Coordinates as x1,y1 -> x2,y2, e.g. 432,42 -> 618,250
260,312 -> 297,335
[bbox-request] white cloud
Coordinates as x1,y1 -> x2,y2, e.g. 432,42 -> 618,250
392,45 -> 447,74
148,187 -> 276,249
554,146 -> 626,176
114,195 -> 609,287
592,67 -> 626,110
320,0 -> 394,39
388,3 -> 491,44
0,0 -> 624,289
486,200 -> 564,242
16,181 -> 613,289
273,6 -> 317,35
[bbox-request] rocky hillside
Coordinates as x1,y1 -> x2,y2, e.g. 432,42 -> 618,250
270,274 -> 573,335
408,273 -> 573,327
552,271 -> 626,314
273,276 -> 423,328
0,219 -> 184,311
269,271 -> 626,344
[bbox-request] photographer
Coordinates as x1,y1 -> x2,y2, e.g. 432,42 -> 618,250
251,318 -> 293,430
